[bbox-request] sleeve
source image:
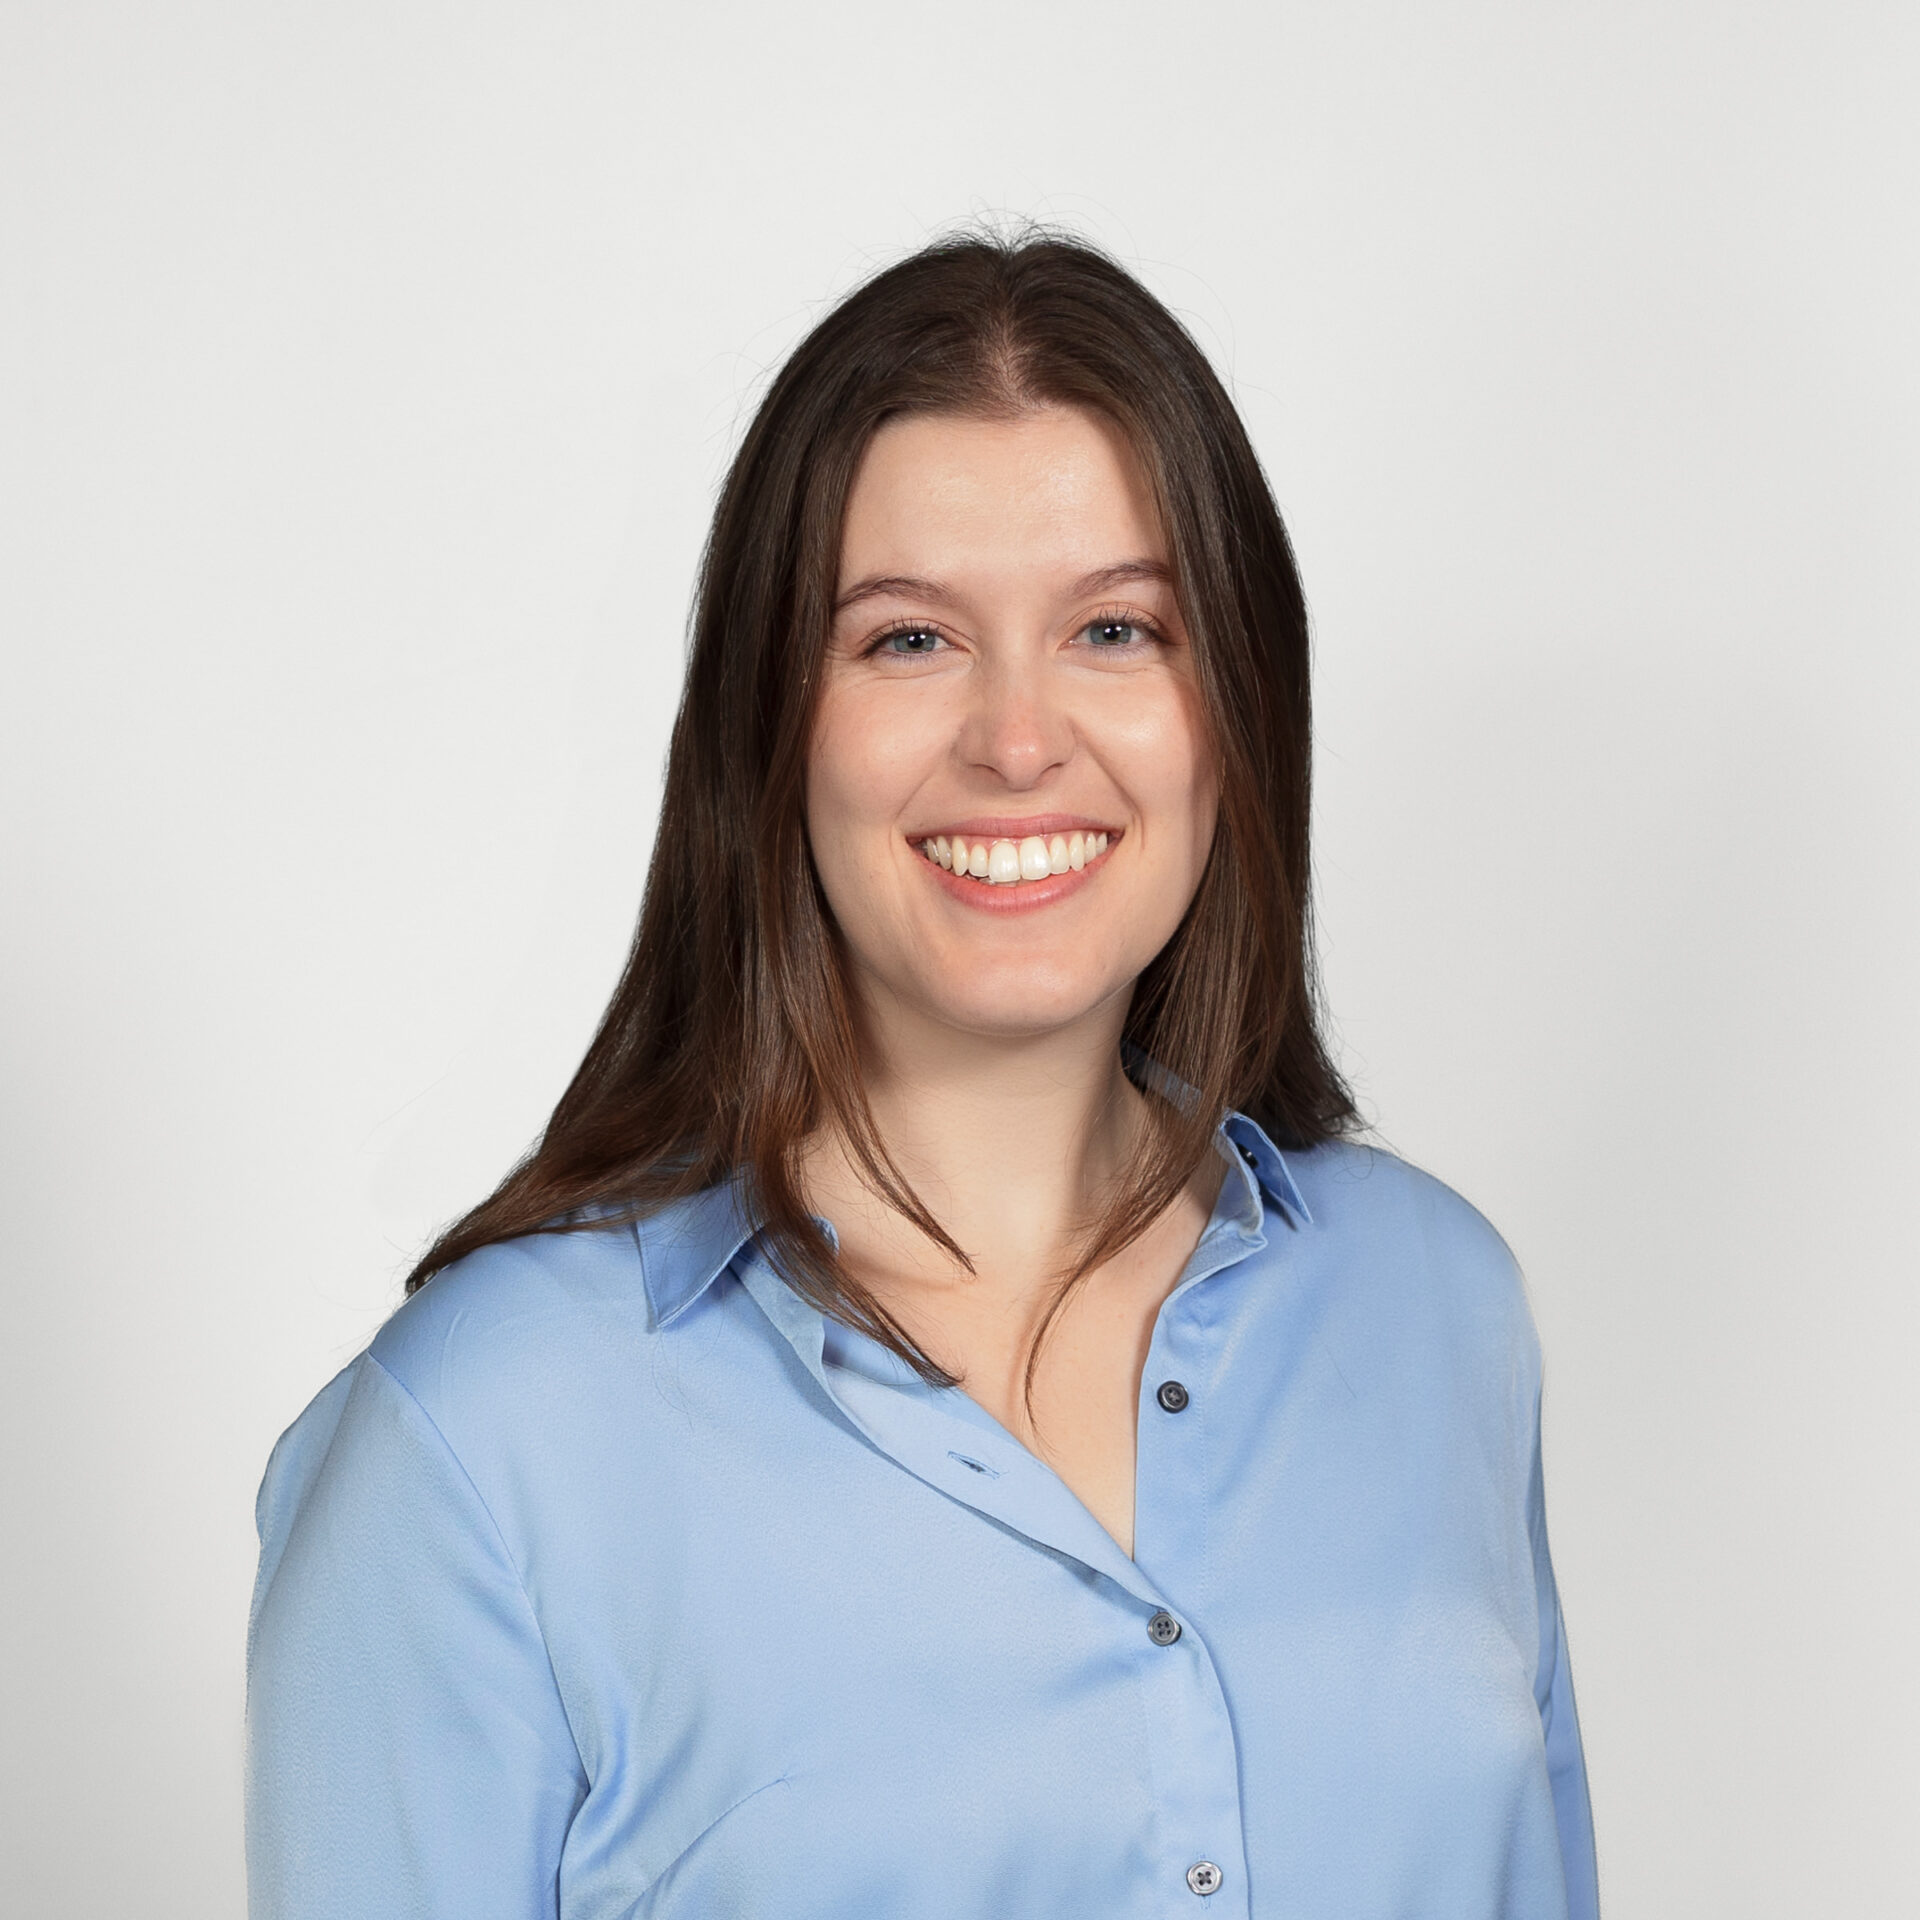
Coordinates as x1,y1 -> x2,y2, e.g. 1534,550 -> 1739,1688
1528,1383 -> 1600,1920
245,1354 -> 588,1920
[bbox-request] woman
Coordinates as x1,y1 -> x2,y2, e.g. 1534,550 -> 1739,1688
246,231 -> 1599,1919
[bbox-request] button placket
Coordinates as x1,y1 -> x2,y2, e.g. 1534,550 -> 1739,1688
1134,1284 -> 1212,1596
1131,1250 -> 1250,1915
1129,1603 -> 1247,1916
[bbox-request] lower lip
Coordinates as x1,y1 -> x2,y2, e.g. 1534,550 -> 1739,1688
913,842 -> 1113,913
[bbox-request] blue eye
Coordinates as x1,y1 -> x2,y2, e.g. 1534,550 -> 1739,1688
876,627 -> 945,656
1083,618 -> 1146,648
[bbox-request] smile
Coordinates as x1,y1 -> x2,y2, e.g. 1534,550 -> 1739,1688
916,830 -> 1111,886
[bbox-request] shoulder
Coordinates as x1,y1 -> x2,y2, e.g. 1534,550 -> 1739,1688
255,1221 -> 644,1476
259,1175 -> 762,1525
1286,1136 -> 1520,1270
372,1220 -> 643,1379
253,1221 -> 659,1577
1279,1135 -> 1540,1361
364,1219 -> 654,1449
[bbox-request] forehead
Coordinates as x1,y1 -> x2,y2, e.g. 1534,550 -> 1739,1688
836,406 -> 1166,587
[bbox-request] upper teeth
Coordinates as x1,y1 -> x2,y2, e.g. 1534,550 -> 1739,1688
918,831 -> 1108,883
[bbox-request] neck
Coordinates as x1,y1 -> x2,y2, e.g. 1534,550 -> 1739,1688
802,983 -> 1147,1310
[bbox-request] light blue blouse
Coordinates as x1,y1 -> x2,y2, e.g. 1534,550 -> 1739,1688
246,1119 -> 1598,1918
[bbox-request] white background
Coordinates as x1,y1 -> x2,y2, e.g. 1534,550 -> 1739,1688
3,3 -> 1915,1914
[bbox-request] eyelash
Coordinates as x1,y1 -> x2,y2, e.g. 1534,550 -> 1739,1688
862,606 -> 1170,658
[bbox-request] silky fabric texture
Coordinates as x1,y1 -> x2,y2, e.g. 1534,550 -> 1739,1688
246,1121 -> 1598,1919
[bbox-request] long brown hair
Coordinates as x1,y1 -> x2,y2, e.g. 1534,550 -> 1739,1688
407,227 -> 1356,1391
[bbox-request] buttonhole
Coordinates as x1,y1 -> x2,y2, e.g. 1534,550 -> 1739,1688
947,1451 -> 1001,1478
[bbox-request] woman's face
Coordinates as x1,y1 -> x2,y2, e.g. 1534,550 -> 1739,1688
807,404 -> 1218,1046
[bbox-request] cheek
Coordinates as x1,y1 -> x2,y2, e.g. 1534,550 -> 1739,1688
1108,679 -> 1219,867
805,689 -> 928,885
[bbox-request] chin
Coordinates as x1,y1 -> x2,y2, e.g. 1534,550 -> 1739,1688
922,967 -> 1130,1041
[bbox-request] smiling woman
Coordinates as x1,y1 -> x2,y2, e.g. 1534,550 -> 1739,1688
245,232 -> 1599,1919
803,405 -> 1229,1544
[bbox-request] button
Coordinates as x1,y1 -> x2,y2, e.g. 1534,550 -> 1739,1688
1187,1860 -> 1223,1896
1239,1143 -> 1257,1164
1147,1609 -> 1183,1646
1156,1379 -> 1190,1413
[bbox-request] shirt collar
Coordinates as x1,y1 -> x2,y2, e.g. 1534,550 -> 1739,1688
633,1101 -> 1311,1332
1122,1042 -> 1313,1232
631,1173 -> 759,1330
1220,1109 -> 1313,1231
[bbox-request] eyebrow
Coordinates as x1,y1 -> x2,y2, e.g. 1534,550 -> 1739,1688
831,558 -> 1174,616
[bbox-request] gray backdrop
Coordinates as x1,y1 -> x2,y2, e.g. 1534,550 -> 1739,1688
3,2 -> 1915,1913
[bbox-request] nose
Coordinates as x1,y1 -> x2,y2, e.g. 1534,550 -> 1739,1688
955,652 -> 1073,789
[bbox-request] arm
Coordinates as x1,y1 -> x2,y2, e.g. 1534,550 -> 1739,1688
245,1355 -> 587,1919
1528,1384 -> 1600,1919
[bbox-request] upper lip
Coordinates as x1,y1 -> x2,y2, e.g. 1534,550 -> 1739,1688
907,815 -> 1121,840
